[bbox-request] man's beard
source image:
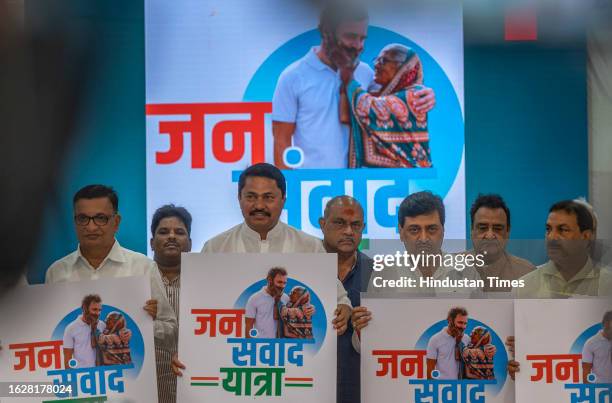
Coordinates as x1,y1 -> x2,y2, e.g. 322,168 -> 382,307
86,313 -> 99,325
449,324 -> 464,338
339,44 -> 360,66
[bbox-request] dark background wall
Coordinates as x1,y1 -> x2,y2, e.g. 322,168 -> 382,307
27,1 -> 587,283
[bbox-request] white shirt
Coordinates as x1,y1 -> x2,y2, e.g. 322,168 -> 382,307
272,46 -> 374,168
202,221 -> 351,307
245,287 -> 290,338
582,331 -> 612,383
515,258 -> 612,298
426,327 -> 470,380
63,316 -> 106,368
45,240 -> 177,349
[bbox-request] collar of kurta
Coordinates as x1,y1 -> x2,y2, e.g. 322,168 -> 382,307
241,221 -> 285,242
161,272 -> 180,286
73,239 -> 126,266
542,257 -> 597,282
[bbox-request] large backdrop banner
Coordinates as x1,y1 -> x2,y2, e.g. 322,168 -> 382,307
145,0 -> 465,250
361,297 -> 514,403
515,299 -> 612,403
177,253 -> 338,401
0,277 -> 156,402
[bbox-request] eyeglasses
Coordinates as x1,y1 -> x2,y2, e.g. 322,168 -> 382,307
372,56 -> 398,66
74,214 -> 115,226
329,219 -> 364,232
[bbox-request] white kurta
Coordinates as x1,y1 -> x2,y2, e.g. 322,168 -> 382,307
202,221 -> 351,306
45,240 -> 178,350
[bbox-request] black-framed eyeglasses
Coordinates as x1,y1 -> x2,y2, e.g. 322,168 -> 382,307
74,214 -> 115,226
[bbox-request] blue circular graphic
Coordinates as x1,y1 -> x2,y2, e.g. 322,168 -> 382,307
431,369 -> 440,379
415,319 -> 508,395
244,26 -> 464,199
570,323 -> 602,355
234,278 -> 327,355
51,305 -> 145,378
283,146 -> 304,168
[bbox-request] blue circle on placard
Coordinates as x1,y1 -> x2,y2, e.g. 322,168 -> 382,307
415,319 -> 508,395
285,147 -> 303,166
570,323 -> 602,354
51,306 -> 144,378
243,26 -> 464,199
234,278 -> 327,355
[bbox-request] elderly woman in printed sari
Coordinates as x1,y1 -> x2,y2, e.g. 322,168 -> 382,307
339,43 -> 435,168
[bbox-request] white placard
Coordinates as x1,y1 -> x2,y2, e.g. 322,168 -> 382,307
0,277 -> 157,402
177,253 -> 337,401
361,297 -> 515,403
515,299 -> 612,403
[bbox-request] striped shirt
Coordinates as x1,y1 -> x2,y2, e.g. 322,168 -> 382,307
155,270 -> 180,403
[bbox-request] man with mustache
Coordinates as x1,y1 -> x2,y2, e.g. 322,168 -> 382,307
515,200 -> 612,298
469,194 -> 535,292
319,196 -> 372,403
172,164 -> 351,378
63,294 -> 106,368
272,0 -> 435,169
506,200 -> 612,381
201,163 -> 351,330
150,204 -> 193,403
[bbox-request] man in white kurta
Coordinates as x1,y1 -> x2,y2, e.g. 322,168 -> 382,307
45,185 -> 177,350
202,163 -> 351,311
171,164 -> 351,376
203,220 -> 351,307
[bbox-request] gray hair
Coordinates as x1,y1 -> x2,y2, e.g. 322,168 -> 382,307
380,43 -> 411,64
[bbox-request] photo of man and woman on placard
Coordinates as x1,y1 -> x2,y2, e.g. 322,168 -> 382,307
245,267 -> 315,339
62,294 -> 134,369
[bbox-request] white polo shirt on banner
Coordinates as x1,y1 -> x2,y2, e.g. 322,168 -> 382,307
272,46 -> 374,168
426,327 -> 471,380
582,331 -> 612,383
245,286 -> 290,338
63,316 -> 106,368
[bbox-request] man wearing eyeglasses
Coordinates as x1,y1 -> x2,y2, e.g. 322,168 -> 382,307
319,196 -> 372,403
45,184 -> 177,351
